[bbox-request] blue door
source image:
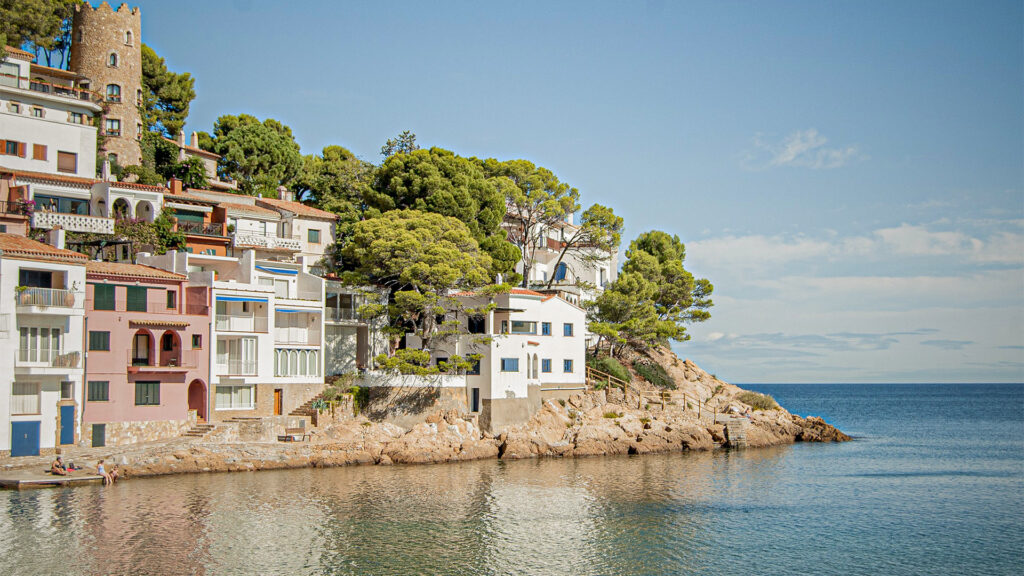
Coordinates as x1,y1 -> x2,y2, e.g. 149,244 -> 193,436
60,405 -> 75,445
11,421 -> 40,457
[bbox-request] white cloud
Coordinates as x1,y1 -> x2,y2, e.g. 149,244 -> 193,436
745,129 -> 861,170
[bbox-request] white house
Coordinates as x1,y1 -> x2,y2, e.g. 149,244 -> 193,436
0,232 -> 88,457
139,249 -> 326,421
1,46 -> 102,179
407,288 -> 587,433
255,191 -> 338,265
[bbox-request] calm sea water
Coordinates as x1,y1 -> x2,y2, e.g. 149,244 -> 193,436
1,383 -> 1021,576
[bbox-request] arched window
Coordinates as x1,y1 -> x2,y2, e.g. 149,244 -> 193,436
105,84 -> 121,102
554,262 -> 568,282
108,52 -> 118,67
76,29 -> 83,43
125,30 -> 133,45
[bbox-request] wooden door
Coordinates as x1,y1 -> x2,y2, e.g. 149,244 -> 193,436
273,389 -> 283,415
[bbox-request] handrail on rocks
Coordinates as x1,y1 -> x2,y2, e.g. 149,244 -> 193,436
585,365 -> 716,420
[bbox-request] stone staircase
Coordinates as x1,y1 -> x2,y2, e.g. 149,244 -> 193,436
183,422 -> 216,438
722,418 -> 748,448
290,394 -> 324,418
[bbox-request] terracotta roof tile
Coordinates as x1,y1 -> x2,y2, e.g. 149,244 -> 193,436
0,233 -> 87,263
3,169 -> 97,188
256,197 -> 338,220
219,202 -> 280,219
3,46 -> 34,60
85,261 -> 185,281
163,192 -> 218,206
111,181 -> 167,192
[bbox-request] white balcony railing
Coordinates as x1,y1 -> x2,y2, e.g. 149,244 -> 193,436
215,314 -> 268,333
31,211 -> 115,234
232,231 -> 301,251
15,287 -> 78,308
274,327 -> 321,346
216,358 -> 257,376
16,349 -> 81,368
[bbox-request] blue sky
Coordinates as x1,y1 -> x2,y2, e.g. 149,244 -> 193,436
133,0 -> 1022,382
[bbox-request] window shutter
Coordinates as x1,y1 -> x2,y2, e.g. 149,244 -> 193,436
17,142 -> 26,157
33,144 -> 46,160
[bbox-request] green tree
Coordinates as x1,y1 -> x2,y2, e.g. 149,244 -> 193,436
370,147 -> 519,280
544,203 -> 624,289
480,158 -> 580,287
0,0 -> 76,68
380,130 -> 419,158
341,209 -> 493,355
206,114 -> 303,197
293,145 -> 375,239
140,44 -> 196,138
590,230 -> 712,355
121,132 -> 207,188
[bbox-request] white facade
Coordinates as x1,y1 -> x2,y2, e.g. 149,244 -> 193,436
139,249 -> 325,417
0,237 -> 87,456
0,52 -> 101,179
512,218 -> 618,307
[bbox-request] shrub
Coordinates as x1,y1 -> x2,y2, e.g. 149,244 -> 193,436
587,356 -> 630,383
603,411 -> 623,419
635,361 -> 676,390
639,417 -> 651,425
737,391 -> 779,411
558,399 -> 566,407
712,384 -> 724,396
348,385 -> 370,416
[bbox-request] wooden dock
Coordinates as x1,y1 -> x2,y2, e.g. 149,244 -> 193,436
0,470 -> 104,490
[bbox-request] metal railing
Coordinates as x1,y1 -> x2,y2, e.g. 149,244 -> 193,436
326,308 -> 360,322
0,73 -> 102,103
126,349 -> 199,369
215,314 -> 268,333
0,200 -> 30,215
16,349 -> 80,368
15,287 -> 77,308
216,358 -> 257,376
175,220 -> 225,236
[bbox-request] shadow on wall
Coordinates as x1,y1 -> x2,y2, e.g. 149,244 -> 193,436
362,386 -> 467,430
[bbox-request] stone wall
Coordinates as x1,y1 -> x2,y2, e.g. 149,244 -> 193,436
204,415 -> 310,444
360,386 -> 468,431
80,412 -> 196,448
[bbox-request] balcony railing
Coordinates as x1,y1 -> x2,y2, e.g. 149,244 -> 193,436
232,230 -> 302,251
127,349 -> 199,370
16,349 -> 81,368
31,211 -> 115,234
216,358 -> 257,376
274,327 -> 321,346
15,287 -> 77,308
0,73 -> 102,104
326,308 -> 360,322
0,200 -> 30,216
175,220 -> 226,237
215,314 -> 268,333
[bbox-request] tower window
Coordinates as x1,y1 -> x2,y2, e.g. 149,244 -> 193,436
108,53 -> 118,67
125,30 -> 133,45
77,29 -> 83,43
105,118 -> 121,136
105,84 -> 121,102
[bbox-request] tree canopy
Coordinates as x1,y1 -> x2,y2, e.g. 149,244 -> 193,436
380,130 -> 419,158
204,114 -> 303,197
589,230 -> 712,355
141,44 -> 196,138
543,203 -> 624,289
369,147 -> 518,280
0,0 -> 76,67
293,145 -> 374,233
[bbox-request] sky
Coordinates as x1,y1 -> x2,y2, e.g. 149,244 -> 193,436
130,0 -> 1022,383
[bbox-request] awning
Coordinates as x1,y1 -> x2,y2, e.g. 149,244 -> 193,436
255,265 -> 298,275
166,202 -> 211,213
276,308 -> 319,314
216,296 -> 267,303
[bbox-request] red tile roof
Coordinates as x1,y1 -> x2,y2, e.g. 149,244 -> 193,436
110,181 -> 167,192
3,169 -> 97,188
3,46 -> 34,61
256,197 -> 338,220
219,202 -> 280,219
85,261 -> 185,281
0,233 -> 87,263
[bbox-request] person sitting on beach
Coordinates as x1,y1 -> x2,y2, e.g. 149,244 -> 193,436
51,456 -> 68,476
97,460 -> 112,485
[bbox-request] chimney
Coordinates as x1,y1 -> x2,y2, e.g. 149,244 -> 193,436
47,228 -> 66,250
169,178 -> 183,195
176,129 -> 185,146
190,131 -> 199,148
277,185 -> 291,202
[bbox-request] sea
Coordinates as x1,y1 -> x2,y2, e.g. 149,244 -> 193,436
1,383 -> 1021,575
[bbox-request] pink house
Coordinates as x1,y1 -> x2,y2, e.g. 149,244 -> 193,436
82,262 -> 211,447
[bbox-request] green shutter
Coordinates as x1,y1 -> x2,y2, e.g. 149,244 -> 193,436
93,284 -> 115,310
126,286 -> 147,311
135,382 -> 160,405
88,381 -> 109,402
88,331 -> 110,351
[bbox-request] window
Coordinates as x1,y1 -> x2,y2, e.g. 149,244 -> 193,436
274,349 -> 320,377
216,385 -> 254,410
132,333 -> 151,365
467,358 -> 481,376
88,331 -> 110,351
501,320 -> 508,334
136,88 -> 142,105
192,334 -> 202,349
554,262 -> 568,281
126,286 -> 147,311
19,269 -> 53,288
108,52 -> 118,67
8,102 -> 19,113
3,140 -> 24,156
541,322 -> 551,336
542,359 -> 552,373
563,323 -> 574,337
136,123 -> 142,140
32,144 -> 46,160
166,290 -> 177,309
69,112 -> 84,125
202,249 -> 216,255
308,229 -> 320,244
161,333 -> 175,352
125,30 -> 133,45
468,316 -> 485,334
11,382 -> 40,415
35,194 -> 88,215
105,84 -> 121,102
135,381 -> 160,406
31,107 -> 43,118
19,327 -> 60,362
564,359 -> 574,373
60,381 -> 74,400
57,151 -> 77,173
93,284 -> 115,310
87,381 -> 109,402
510,321 -> 537,335
105,118 -> 121,136
500,358 -> 519,372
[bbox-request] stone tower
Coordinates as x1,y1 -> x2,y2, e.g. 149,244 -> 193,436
69,2 -> 143,167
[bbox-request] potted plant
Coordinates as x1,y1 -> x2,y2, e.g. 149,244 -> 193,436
15,285 -> 30,305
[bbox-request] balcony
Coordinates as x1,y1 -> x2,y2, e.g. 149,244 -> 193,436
274,326 -> 321,346
0,73 -> 102,105
326,308 -> 361,323
31,211 -> 115,234
216,357 -> 257,376
232,230 -> 301,252
0,200 -> 30,216
215,314 -> 268,333
15,287 -> 78,309
15,349 -> 81,375
175,220 -> 226,237
127,349 -> 199,373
